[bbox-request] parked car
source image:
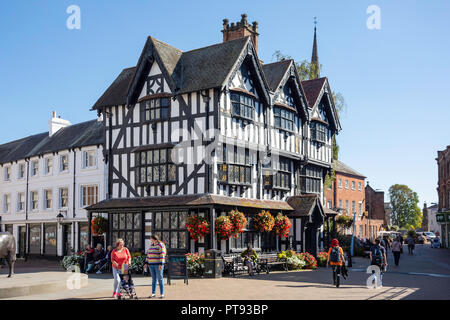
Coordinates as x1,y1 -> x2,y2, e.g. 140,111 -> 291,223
423,232 -> 436,242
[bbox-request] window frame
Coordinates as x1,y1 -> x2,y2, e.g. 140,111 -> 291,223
300,165 -> 322,194
111,212 -> 144,252
17,192 -> 25,212
230,92 -> 256,122
136,148 -> 176,186
273,106 -> 295,133
18,163 -> 25,179
81,185 -> 98,207
4,166 -> 11,181
310,121 -> 327,143
83,150 -> 97,169
31,160 -> 39,177
263,157 -> 292,190
59,187 -> 69,209
142,97 -> 171,122
30,190 -> 39,211
218,145 -> 252,186
152,211 -> 188,251
45,157 -> 53,175
44,189 -> 52,210
60,155 -> 69,172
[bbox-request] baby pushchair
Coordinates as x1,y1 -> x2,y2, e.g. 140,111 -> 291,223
119,273 -> 138,300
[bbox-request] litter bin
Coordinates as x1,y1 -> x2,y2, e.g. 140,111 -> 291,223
204,249 -> 223,278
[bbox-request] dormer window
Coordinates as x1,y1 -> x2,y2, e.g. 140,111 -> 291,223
142,97 -> 170,122
231,92 -> 255,121
274,106 -> 294,132
318,102 -> 328,124
310,122 -> 327,143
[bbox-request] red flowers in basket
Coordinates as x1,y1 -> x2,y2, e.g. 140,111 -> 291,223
253,210 -> 275,233
186,215 -> 210,241
273,213 -> 292,238
298,252 -> 318,269
215,216 -> 234,240
91,216 -> 108,236
229,210 -> 247,239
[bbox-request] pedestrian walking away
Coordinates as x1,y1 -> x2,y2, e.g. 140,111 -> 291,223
369,238 -> 388,287
111,238 -> 131,299
391,236 -> 402,266
326,238 -> 346,288
146,234 -> 167,298
407,235 -> 415,255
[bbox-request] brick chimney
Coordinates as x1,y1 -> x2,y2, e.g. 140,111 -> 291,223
222,14 -> 259,52
49,111 -> 71,137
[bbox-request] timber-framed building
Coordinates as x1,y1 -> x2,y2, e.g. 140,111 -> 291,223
87,14 -> 342,257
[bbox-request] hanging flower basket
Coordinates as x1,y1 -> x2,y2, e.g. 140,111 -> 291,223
215,215 -> 234,240
253,210 -> 275,233
186,215 -> 210,241
273,213 -> 292,238
229,210 -> 247,239
336,215 -> 353,229
91,216 -> 108,236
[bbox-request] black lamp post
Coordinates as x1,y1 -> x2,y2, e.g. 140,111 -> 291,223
57,211 -> 65,223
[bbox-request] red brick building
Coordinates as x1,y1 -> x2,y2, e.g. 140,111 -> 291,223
324,160 -> 384,239
436,145 -> 450,248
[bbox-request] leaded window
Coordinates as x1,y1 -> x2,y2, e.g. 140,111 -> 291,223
300,165 -> 322,194
142,98 -> 170,122
137,148 -> 176,185
231,92 -> 255,121
111,213 -> 143,251
274,107 -> 294,132
310,122 -> 327,143
263,157 -> 291,190
152,211 -> 187,251
218,145 -> 252,185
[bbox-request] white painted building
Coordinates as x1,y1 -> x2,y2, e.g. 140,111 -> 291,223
0,112 -> 106,257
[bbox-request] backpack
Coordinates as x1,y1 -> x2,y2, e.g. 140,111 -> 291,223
372,245 -> 384,265
330,247 -> 341,263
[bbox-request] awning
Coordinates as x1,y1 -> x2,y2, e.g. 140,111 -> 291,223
86,193 -> 294,212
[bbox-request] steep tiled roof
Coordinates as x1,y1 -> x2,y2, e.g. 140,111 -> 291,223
301,77 -> 326,108
92,36 -> 251,109
286,194 -> 324,218
334,160 -> 366,178
262,60 -> 292,91
92,67 -> 136,109
0,120 -> 104,165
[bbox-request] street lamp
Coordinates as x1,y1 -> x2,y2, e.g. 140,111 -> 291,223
57,211 -> 65,223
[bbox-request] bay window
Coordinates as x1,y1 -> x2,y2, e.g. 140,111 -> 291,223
274,107 -> 294,132
310,122 -> 327,143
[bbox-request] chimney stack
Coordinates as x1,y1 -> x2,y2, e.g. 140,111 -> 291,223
222,13 -> 259,53
49,111 -> 71,137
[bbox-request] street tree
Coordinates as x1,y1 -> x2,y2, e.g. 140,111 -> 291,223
389,184 -> 423,229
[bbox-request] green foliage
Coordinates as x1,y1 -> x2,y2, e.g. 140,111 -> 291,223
241,249 -> 258,262
129,254 -> 146,273
61,254 -> 83,270
389,184 -> 423,228
336,215 -> 354,229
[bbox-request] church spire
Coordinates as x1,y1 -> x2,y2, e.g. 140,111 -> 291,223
311,17 -> 320,78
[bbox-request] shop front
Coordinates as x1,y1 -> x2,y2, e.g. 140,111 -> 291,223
87,194 -> 336,257
436,212 -> 449,248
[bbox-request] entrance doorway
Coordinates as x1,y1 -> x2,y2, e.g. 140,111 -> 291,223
62,224 -> 72,256
18,226 -> 26,258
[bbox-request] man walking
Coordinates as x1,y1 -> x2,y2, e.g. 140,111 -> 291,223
369,238 -> 387,287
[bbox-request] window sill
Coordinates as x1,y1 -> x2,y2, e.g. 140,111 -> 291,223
231,114 -> 255,123
268,186 -> 291,191
218,181 -> 252,187
274,126 -> 295,134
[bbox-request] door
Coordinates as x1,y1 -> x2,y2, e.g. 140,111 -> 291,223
18,226 -> 26,258
63,224 -> 72,256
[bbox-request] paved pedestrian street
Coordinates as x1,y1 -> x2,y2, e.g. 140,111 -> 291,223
1,245 -> 449,300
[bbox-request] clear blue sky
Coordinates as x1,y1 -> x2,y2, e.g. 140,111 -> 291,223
1,1 -> 449,208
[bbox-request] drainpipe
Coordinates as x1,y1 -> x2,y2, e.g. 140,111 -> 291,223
73,149 -> 76,219
25,160 -> 30,258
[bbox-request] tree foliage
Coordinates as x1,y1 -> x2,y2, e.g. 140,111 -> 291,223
389,184 -> 423,229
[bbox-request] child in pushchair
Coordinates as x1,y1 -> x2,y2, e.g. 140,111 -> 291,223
119,267 -> 138,299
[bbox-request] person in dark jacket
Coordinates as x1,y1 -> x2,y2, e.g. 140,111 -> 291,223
96,245 -> 113,274
83,244 -> 95,274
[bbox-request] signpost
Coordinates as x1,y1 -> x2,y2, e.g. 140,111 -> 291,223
167,255 -> 188,285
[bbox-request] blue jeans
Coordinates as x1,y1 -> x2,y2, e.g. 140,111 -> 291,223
149,264 -> 164,295
112,268 -> 122,294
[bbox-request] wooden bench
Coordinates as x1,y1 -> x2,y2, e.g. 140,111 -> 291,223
258,253 -> 288,274
222,253 -> 263,277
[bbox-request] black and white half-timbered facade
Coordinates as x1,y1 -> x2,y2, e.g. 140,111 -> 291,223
87,14 -> 341,257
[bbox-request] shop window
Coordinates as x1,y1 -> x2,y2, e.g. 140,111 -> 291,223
44,224 -> 57,255
152,211 -> 187,251
29,225 -> 41,254
111,213 -> 143,252
79,223 -> 89,251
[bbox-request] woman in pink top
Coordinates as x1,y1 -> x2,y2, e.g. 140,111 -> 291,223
111,238 -> 131,298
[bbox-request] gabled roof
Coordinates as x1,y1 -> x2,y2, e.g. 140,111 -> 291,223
286,194 -> 325,223
0,120 -> 104,165
334,160 -> 366,178
262,60 -> 292,91
92,36 -> 269,109
92,67 -> 136,109
301,77 -> 327,109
